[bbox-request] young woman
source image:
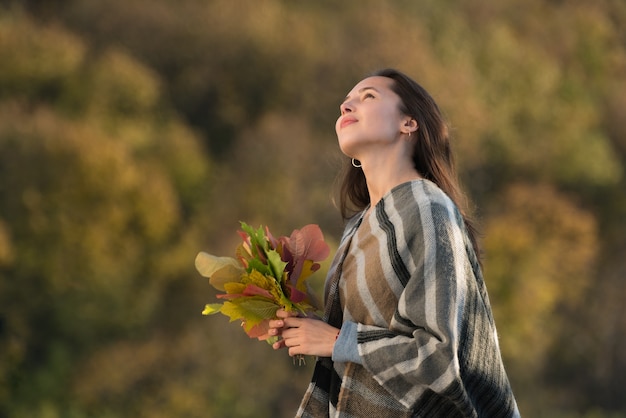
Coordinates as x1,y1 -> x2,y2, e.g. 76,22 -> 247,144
268,69 -> 520,417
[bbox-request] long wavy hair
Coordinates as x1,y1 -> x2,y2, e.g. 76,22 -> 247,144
335,68 -> 481,257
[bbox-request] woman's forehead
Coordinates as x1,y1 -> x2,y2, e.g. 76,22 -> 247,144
348,76 -> 393,94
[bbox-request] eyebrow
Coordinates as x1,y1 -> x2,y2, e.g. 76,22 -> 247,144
343,86 -> 380,103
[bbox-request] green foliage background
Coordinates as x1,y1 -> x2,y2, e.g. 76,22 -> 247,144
1,0 -> 625,416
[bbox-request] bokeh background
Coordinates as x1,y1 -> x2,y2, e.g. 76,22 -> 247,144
1,0 -> 625,417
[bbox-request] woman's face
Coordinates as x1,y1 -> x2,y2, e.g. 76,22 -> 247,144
335,76 -> 408,158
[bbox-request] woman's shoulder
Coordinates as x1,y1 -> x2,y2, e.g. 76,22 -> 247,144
384,180 -> 463,228
387,179 -> 454,210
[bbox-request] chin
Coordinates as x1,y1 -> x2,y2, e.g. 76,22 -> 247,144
337,136 -> 359,156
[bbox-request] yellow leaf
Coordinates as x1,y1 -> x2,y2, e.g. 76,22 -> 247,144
243,269 -> 279,292
295,259 -> 315,292
202,303 -> 223,315
223,282 -> 246,294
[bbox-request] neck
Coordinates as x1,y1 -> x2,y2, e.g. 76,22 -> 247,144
361,153 -> 422,208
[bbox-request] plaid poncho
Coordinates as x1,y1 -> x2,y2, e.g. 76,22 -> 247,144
297,180 -> 520,417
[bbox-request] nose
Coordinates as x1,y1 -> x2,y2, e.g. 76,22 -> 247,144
340,101 -> 353,115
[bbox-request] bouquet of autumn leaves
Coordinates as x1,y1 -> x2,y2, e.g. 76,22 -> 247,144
195,222 -> 330,343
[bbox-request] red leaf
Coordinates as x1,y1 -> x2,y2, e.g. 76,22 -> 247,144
283,224 -> 330,286
242,284 -> 274,299
245,321 -> 271,339
287,284 -> 307,303
216,284 -> 274,300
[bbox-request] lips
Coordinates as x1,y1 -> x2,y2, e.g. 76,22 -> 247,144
340,117 -> 357,129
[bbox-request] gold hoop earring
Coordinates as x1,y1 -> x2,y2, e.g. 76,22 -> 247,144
351,158 -> 362,168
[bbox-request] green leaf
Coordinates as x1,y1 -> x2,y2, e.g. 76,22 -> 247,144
240,222 -> 269,258
247,257 -> 272,276
266,249 -> 287,281
266,336 -> 279,345
220,297 -> 279,331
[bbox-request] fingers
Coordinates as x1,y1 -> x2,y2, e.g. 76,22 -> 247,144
272,339 -> 287,350
268,313 -> 301,335
267,318 -> 291,352
270,319 -> 299,352
275,308 -> 299,319
276,333 -> 302,357
269,318 -> 298,342
271,339 -> 301,358
268,310 -> 307,353
268,319 -> 284,329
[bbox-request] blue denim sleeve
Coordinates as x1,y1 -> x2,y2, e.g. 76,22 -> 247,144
331,321 -> 362,364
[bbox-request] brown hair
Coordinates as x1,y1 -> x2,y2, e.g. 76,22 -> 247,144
335,68 -> 481,257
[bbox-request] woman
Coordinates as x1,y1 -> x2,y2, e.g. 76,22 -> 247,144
268,69 -> 520,417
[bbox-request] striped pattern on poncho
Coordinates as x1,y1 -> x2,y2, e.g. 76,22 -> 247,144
297,180 -> 520,418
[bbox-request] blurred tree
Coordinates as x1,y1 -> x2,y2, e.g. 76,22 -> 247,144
483,183 -> 598,413
0,13 -> 214,417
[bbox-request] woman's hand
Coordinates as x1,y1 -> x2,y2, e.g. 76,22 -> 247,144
268,309 -> 339,358
266,309 -> 298,342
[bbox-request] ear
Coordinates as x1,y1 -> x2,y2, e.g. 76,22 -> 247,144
401,118 -> 418,135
